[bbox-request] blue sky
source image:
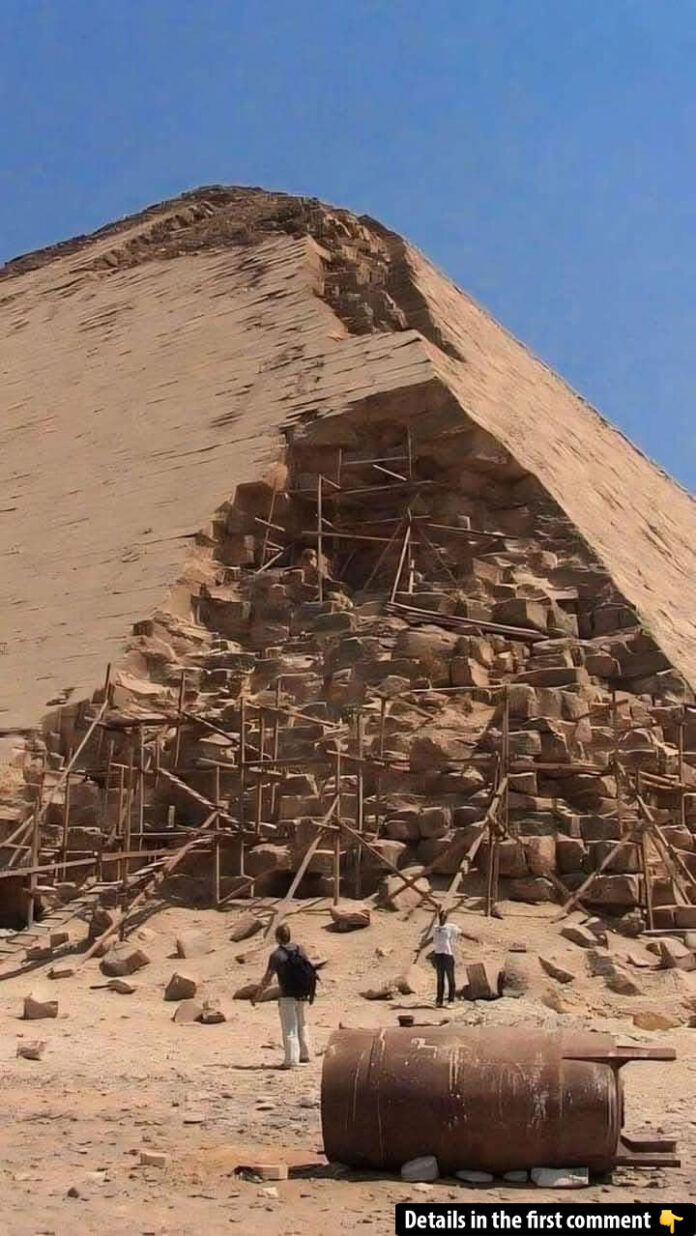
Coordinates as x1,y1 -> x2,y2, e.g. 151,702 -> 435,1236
2,0 -> 695,488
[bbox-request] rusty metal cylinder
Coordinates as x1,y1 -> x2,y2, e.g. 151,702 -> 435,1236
322,1026 -> 636,1175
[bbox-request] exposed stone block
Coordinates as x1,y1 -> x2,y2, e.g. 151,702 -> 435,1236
492,598 -> 549,632
245,844 -> 292,876
507,876 -> 556,902
521,834 -> 556,877
585,874 -> 640,908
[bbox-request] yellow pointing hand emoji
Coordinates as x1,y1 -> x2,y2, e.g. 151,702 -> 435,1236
660,1211 -> 683,1235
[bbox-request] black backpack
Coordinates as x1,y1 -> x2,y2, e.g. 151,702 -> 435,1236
277,945 -> 319,1003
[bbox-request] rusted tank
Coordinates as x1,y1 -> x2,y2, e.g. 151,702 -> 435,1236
321,1025 -> 678,1175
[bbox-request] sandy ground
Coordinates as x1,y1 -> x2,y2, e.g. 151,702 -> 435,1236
0,899 -> 694,1236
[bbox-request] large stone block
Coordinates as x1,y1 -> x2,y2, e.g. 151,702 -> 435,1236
244,844 -> 292,877
585,874 -> 640,907
377,867 -> 431,911
557,836 -> 587,874
521,834 -> 556,877
492,598 -> 549,632
418,806 -> 452,839
516,667 -> 590,689
507,876 -> 556,903
450,658 -> 489,688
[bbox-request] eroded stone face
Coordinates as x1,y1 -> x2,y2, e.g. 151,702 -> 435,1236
3,185 -> 695,918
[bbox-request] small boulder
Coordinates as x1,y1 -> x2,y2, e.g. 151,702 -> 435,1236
632,1010 -> 682,1031
360,982 -> 395,1001
230,912 -> 263,942
17,1040 -> 45,1060
531,1167 -> 589,1189
658,939 -> 696,972
23,991 -> 58,1020
165,972 -> 198,1001
175,930 -> 209,959
377,868 -> 432,912
106,978 -> 137,994
560,924 -> 599,949
48,963 -> 76,980
455,1169 -> 494,1183
401,1155 -> 439,1183
539,955 -> 576,984
140,1150 -> 169,1168
199,998 -> 226,1024
588,949 -> 641,996
172,999 -> 204,1024
329,903 -> 371,932
464,961 -> 502,1001
100,944 -> 150,977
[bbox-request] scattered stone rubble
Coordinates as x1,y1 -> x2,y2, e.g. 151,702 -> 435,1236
4,409 -> 696,935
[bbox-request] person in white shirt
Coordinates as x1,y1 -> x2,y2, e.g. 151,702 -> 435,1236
432,908 -> 462,1006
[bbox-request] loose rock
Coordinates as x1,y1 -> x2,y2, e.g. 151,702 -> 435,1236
164,972 -> 198,1001
401,1156 -> 439,1183
23,991 -> 58,1020
531,1167 -> 589,1189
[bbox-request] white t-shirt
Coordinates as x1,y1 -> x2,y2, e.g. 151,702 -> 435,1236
432,923 -> 462,956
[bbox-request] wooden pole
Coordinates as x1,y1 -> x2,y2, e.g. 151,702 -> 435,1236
679,720 -> 687,831
361,515 -> 405,594
270,678 -> 282,820
317,474 -> 324,603
61,770 -> 72,879
173,671 -> 186,768
640,823 -> 655,931
389,513 -> 412,603
239,696 -> 247,833
255,715 -> 266,837
333,747 -> 342,905
612,690 -> 624,835
355,711 -> 365,899
137,725 -> 145,852
213,811 -> 221,908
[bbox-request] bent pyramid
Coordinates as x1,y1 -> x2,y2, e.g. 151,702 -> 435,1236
2,186 -> 696,925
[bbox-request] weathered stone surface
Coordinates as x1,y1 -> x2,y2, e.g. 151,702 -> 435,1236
496,838 -> 527,878
100,945 -> 151,977
229,912 -> 263,942
521,834 -> 556,877
378,867 -> 431,912
23,991 -> 58,1020
199,998 -> 227,1024
401,1156 -> 439,1183
657,939 -> 696,972
561,924 -> 598,949
165,972 -> 198,1001
172,999 -> 205,1024
587,949 -> 641,995
418,806 -> 451,839
493,598 -> 549,632
329,902 -> 371,931
17,1040 -> 46,1060
244,844 -> 292,876
507,876 -> 556,903
539,955 -> 576,984
464,960 -> 502,1000
585,874 -> 640,907
556,837 -> 586,874
531,1167 -> 589,1189
450,657 -> 489,688
175,930 -> 209,959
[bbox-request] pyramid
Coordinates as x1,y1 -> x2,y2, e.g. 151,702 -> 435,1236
2,186 -> 696,927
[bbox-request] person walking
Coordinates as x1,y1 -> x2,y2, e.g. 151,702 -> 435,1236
252,923 -> 317,1069
432,908 -> 462,1007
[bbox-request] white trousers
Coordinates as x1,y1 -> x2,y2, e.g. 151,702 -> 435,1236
277,996 -> 311,1067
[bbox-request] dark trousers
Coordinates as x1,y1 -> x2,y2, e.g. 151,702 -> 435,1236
434,953 -> 455,1005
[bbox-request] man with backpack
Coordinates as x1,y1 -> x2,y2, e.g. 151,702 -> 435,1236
252,923 -> 317,1068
